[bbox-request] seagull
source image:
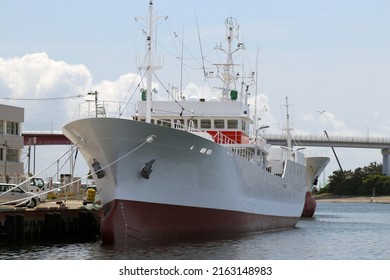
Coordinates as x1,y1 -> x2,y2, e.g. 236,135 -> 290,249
317,110 -> 326,114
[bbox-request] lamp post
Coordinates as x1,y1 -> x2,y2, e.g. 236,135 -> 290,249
254,125 -> 270,145
33,137 -> 37,175
256,125 -> 270,137
27,138 -> 32,176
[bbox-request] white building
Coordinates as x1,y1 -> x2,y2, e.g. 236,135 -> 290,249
0,104 -> 24,183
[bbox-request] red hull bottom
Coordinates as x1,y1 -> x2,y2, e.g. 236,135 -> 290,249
301,191 -> 316,217
100,199 -> 300,244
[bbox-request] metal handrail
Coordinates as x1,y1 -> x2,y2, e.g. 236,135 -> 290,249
265,134 -> 390,145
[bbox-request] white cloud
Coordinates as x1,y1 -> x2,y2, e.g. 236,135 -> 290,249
298,110 -> 363,137
0,53 -> 94,129
317,111 -> 363,136
95,73 -> 142,102
0,53 -> 92,98
247,92 -> 279,132
171,82 -> 219,101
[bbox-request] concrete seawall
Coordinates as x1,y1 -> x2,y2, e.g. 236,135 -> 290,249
0,200 -> 103,246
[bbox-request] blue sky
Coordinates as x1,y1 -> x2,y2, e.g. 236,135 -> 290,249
1,0 -> 390,181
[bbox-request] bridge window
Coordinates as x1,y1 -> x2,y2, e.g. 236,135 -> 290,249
214,119 -> 225,129
0,148 -> 3,161
200,119 -> 211,129
227,120 -> 238,129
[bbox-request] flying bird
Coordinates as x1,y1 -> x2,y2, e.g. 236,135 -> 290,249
317,110 -> 326,114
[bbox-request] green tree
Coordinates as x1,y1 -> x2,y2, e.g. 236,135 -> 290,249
326,162 -> 386,196
363,174 -> 390,196
362,162 -> 382,174
327,169 -> 347,195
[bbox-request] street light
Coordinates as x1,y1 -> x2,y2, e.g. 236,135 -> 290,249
254,125 -> 270,144
256,125 -> 270,138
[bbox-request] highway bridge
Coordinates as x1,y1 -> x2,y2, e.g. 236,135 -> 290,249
264,133 -> 390,149
264,133 -> 390,175
21,131 -> 390,175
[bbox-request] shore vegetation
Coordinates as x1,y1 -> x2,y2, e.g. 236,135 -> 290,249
314,162 -> 390,196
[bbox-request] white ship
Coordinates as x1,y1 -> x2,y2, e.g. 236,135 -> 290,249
303,156 -> 330,217
63,1 -> 325,244
277,97 -> 330,218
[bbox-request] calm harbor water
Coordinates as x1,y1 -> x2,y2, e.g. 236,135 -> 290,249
1,202 -> 390,260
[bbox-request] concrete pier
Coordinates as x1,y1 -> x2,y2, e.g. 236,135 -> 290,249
382,148 -> 390,176
0,201 -> 102,246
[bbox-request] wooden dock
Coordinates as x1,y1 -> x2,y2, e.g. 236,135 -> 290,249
0,200 -> 103,246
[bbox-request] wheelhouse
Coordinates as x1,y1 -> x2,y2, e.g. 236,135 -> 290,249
136,99 -> 251,144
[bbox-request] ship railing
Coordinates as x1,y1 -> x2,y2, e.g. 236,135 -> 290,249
147,118 -> 195,131
212,131 -> 238,145
72,101 -> 137,120
223,144 -> 256,162
213,133 -> 263,163
142,118 -> 257,162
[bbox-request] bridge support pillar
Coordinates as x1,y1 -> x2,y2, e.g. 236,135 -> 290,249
381,148 -> 390,176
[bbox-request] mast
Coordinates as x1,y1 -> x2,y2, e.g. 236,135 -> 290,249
145,0 -> 154,123
224,17 -> 238,99
139,0 -> 163,123
215,17 -> 242,100
285,96 -> 292,149
223,17 -> 235,98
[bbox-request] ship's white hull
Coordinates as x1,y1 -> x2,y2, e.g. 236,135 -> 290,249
306,157 -> 330,192
63,118 -> 307,244
302,156 -> 330,217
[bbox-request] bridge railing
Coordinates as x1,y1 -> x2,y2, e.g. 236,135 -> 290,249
265,134 -> 390,145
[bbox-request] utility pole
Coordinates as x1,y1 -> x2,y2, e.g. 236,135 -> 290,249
27,138 -> 32,176
33,137 -> 37,175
